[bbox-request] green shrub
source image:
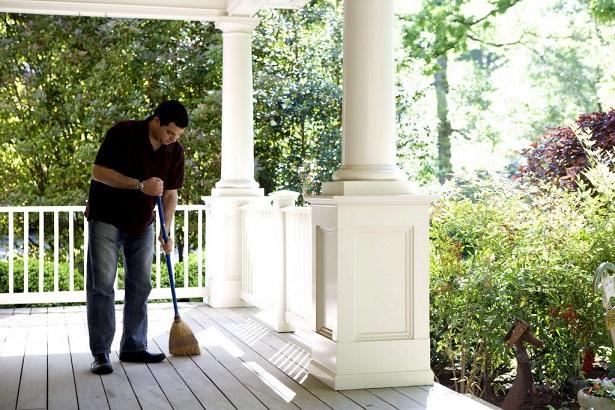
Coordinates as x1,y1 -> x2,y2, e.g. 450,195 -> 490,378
0,251 -> 205,295
431,172 -> 614,396
0,258 -> 84,293
153,251 -> 206,288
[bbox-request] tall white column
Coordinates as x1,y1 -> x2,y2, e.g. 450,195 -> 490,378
307,0 -> 434,389
214,17 -> 261,196
324,0 -> 410,196
205,16 -> 263,308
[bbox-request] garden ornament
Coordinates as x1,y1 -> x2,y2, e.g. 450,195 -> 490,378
594,262 -> 615,346
501,319 -> 544,410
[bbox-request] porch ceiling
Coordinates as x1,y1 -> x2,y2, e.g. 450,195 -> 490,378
0,0 -> 312,20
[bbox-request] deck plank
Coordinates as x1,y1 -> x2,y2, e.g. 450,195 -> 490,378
67,309 -> 109,410
223,307 -> 364,410
394,386 -> 429,406
100,352 -> 142,410
0,309 -> 28,410
0,312 -> 14,355
367,387 -> 424,409
419,383 -> 495,409
339,390 -> 398,409
151,328 -> 236,410
191,306 -> 335,410
120,359 -> 173,410
47,308 -> 79,410
182,307 -> 299,410
17,309 -> 48,410
162,311 -> 268,410
143,357 -> 205,409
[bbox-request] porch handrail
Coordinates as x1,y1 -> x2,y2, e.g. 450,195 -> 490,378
0,204 -> 208,305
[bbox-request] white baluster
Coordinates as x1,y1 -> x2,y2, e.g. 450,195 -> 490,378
198,208 -> 203,289
8,211 -> 13,294
155,207 -> 161,289
39,211 -> 44,293
54,211 -> 59,292
83,214 -> 88,289
69,211 -> 74,291
184,209 -> 189,288
23,212 -> 29,294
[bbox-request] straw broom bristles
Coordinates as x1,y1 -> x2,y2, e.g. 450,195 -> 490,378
169,314 -> 201,356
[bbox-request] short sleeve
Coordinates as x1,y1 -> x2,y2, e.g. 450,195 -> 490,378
165,144 -> 185,190
94,123 -> 125,170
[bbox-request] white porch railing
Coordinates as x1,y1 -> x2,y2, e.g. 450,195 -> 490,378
283,206 -> 313,327
240,191 -> 313,331
0,204 -> 208,305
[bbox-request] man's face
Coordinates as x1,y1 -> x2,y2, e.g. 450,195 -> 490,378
154,118 -> 185,145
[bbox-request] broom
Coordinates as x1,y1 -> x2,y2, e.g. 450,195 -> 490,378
156,196 -> 201,356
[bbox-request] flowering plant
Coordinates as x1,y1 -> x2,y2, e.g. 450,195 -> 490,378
584,377 -> 615,400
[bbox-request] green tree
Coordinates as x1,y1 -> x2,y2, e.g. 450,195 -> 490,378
0,14 -> 222,206
400,0 -> 522,183
253,0 -> 342,195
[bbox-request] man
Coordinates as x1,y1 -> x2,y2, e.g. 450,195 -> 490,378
86,100 -> 188,375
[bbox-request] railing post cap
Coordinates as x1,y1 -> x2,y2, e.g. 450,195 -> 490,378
269,190 -> 300,208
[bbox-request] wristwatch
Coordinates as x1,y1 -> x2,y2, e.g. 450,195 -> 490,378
136,180 -> 144,191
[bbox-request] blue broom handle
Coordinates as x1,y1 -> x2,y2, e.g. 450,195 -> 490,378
155,196 -> 179,317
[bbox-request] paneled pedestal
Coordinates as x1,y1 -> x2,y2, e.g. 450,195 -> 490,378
307,195 -> 436,389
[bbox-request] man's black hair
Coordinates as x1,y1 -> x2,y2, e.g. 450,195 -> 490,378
154,100 -> 189,128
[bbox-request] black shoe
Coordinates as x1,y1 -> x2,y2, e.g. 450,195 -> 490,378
91,353 -> 113,375
119,350 -> 166,363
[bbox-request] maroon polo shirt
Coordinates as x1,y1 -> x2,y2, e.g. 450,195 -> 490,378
86,118 -> 185,234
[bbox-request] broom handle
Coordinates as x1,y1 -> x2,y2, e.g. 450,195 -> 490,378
155,196 -> 180,318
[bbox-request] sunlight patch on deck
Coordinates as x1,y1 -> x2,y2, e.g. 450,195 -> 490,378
243,361 -> 297,402
198,326 -> 244,357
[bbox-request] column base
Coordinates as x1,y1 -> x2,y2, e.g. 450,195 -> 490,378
250,307 -> 295,333
332,165 -> 404,181
322,180 -> 415,196
309,335 -> 434,390
208,279 -> 248,308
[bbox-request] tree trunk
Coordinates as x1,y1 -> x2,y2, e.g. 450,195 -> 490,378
434,54 -> 453,183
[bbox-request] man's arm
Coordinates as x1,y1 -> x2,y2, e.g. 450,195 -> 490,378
92,165 -> 163,196
161,189 -> 178,232
159,189 -> 178,254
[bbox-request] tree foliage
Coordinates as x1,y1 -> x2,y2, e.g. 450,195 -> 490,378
585,0 -> 615,21
0,14 -> 222,205
253,0 -> 342,195
400,0 -> 521,182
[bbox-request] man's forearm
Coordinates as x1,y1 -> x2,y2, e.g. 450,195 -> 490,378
92,165 -> 140,190
162,190 -> 178,231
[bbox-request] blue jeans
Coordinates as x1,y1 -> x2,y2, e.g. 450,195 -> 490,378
86,220 -> 153,355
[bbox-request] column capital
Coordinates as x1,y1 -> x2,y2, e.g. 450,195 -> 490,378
215,16 -> 259,33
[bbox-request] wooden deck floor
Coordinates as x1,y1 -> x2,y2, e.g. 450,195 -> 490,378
0,303 -> 497,409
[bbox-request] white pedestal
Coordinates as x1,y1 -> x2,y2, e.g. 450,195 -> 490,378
306,194 -> 436,389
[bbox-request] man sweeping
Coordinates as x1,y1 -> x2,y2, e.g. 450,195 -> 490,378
86,100 -> 188,375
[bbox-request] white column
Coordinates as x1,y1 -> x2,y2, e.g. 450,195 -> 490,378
205,16 -> 264,308
324,0 -> 410,196
214,17 -> 261,196
307,0 -> 435,389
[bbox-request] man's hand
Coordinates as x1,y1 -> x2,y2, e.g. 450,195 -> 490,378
159,232 -> 174,254
142,177 -> 163,196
